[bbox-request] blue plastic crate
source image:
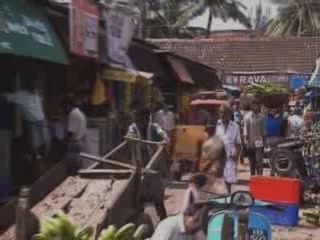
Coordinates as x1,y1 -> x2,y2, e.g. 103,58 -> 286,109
250,202 -> 299,227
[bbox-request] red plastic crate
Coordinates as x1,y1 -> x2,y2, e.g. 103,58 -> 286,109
249,176 -> 301,204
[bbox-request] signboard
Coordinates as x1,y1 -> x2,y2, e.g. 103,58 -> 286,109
102,3 -> 140,65
289,74 -> 320,90
70,0 -> 99,59
0,0 -> 67,64
225,73 -> 289,86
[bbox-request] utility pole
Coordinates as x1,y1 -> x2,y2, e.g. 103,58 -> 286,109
137,0 -> 146,38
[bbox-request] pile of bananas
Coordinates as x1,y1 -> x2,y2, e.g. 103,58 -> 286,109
98,223 -> 148,240
33,211 -> 93,240
246,83 -> 288,95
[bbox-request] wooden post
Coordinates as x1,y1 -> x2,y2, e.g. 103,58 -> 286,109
16,187 -> 30,240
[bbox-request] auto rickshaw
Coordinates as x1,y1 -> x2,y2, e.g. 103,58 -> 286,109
171,91 -> 227,178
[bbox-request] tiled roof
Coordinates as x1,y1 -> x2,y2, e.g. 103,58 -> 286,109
149,37 -> 320,74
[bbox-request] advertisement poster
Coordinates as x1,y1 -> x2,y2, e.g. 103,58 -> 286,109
103,3 -> 140,65
70,0 -> 98,59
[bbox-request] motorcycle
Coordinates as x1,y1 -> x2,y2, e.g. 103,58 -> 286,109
197,191 -> 281,240
267,137 -> 306,178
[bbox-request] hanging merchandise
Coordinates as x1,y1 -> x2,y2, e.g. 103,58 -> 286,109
91,75 -> 107,105
103,2 -> 140,66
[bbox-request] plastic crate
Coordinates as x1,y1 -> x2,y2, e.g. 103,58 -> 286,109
250,202 -> 299,227
249,176 -> 301,204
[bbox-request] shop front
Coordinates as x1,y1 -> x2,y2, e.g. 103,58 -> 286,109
0,0 -> 68,199
102,66 -> 154,139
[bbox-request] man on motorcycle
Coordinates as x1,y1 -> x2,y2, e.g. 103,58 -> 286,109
151,204 -> 206,240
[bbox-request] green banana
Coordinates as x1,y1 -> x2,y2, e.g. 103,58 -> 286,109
133,224 -> 148,240
41,218 -> 63,238
114,223 -> 135,240
99,225 -> 117,240
54,211 -> 76,238
76,226 -> 94,240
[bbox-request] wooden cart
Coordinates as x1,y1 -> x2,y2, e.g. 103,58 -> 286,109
0,138 -> 165,240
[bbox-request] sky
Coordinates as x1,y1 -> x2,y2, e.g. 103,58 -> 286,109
189,0 -> 279,30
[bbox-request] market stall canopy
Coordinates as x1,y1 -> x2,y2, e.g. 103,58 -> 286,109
166,55 -> 194,84
0,0 -> 68,64
103,67 -> 154,83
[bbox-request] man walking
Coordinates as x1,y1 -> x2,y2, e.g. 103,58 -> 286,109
64,94 -> 88,175
216,105 -> 241,194
244,100 -> 265,176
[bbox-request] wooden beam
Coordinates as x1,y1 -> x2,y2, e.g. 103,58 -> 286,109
78,169 -> 133,176
80,153 -> 157,175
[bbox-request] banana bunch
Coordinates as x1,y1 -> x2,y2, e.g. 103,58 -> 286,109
98,223 -> 148,240
33,211 -> 93,240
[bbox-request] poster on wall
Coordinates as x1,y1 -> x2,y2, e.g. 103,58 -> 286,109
70,0 -> 99,59
103,3 -> 140,66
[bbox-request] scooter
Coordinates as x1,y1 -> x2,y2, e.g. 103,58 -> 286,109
197,191 -> 280,240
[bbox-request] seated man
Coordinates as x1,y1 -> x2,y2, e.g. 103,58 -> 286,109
151,204 -> 206,240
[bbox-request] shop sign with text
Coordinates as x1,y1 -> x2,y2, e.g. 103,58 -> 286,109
70,0 -> 99,59
225,73 -> 289,86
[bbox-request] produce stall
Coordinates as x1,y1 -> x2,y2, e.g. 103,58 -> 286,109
0,138 -> 165,240
246,83 -> 289,108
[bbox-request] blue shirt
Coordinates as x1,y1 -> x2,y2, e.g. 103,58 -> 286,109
265,115 -> 282,137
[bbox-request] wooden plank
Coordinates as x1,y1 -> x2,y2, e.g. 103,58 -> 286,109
125,136 -> 165,145
64,179 -> 128,236
0,177 -> 90,240
80,153 -> 157,174
78,169 -> 133,178
29,161 -> 67,207
87,141 -> 128,170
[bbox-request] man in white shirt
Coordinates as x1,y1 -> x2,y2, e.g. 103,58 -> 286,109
151,204 -> 206,240
287,108 -> 304,138
2,73 -> 49,160
65,95 -> 87,175
162,105 -> 176,132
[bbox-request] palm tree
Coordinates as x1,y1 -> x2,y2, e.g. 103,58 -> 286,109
193,0 -> 251,37
144,0 -> 251,38
266,0 -> 320,37
145,0 -> 205,38
249,1 -> 271,32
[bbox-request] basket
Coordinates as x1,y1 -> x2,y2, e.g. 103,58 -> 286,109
256,93 -> 289,108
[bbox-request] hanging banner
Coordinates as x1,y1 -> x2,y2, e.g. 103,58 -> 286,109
70,0 -> 99,59
103,3 -> 140,65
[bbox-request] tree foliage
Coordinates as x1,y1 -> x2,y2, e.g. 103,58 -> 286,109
266,0 -> 320,37
145,0 -> 251,38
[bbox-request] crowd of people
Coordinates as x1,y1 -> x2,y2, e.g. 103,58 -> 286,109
143,97 -> 306,239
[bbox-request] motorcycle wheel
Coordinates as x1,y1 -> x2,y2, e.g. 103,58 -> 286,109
270,148 -> 295,177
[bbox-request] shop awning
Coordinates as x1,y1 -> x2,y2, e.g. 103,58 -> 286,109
166,56 -> 194,84
103,67 -> 154,83
0,0 -> 68,64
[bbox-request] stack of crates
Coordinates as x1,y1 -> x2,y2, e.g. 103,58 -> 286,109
249,176 -> 301,227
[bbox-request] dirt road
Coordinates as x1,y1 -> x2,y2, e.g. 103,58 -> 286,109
147,164 -> 320,240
